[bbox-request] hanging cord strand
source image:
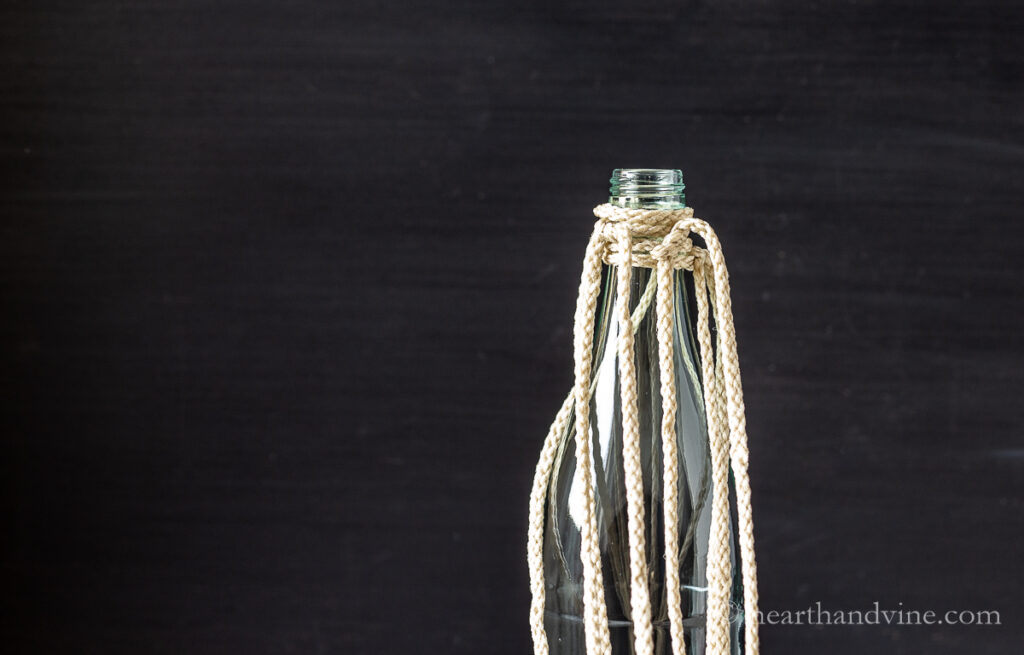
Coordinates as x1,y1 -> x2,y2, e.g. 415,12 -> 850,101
571,230 -> 614,655
527,388 -> 571,655
613,226 -> 655,655
692,261 -> 732,653
690,223 -> 760,654
527,274 -> 658,654
654,256 -> 684,655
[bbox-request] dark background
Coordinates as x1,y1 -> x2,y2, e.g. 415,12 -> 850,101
2,0 -> 1022,653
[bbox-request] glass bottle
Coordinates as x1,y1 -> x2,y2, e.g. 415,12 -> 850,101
542,169 -> 743,654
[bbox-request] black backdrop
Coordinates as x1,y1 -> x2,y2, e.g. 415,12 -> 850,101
2,1 -> 1022,653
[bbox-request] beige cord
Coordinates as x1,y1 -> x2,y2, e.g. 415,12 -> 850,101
527,272 -> 658,655
527,205 -> 760,655
656,251 -> 685,655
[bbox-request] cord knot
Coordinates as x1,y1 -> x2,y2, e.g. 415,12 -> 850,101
592,204 -> 703,270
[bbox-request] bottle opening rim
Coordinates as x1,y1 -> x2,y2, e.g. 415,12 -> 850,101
609,168 -> 685,208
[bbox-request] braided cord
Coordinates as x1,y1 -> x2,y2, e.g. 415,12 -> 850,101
572,230 -> 613,655
613,228 -> 655,655
656,257 -> 685,655
528,205 -> 760,655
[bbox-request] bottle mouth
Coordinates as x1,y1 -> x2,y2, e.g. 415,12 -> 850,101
608,169 -> 685,209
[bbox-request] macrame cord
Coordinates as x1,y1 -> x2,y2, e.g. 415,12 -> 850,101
527,205 -> 760,655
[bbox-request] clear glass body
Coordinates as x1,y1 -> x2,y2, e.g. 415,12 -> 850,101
542,170 -> 743,654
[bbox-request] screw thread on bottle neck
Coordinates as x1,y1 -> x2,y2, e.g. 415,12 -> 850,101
608,168 -> 685,209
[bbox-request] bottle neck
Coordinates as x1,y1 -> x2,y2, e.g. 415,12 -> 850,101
597,169 -> 696,390
608,168 -> 685,209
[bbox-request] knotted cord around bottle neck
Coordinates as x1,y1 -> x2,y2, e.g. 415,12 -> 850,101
526,205 -> 761,655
